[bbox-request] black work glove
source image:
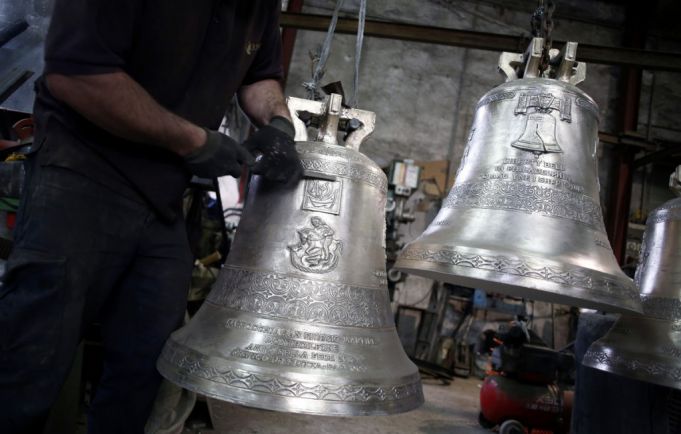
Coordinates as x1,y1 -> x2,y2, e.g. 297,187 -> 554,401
242,116 -> 303,183
184,129 -> 254,178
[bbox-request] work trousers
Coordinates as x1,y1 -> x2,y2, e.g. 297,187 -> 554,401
0,152 -> 193,434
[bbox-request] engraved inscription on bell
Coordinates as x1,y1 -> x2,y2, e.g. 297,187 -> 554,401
512,113 -> 562,155
302,179 -> 342,215
225,319 -> 372,373
288,217 -> 343,273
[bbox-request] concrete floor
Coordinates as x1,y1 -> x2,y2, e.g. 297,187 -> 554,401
201,377 -> 490,434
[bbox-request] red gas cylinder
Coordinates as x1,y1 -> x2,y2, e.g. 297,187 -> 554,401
479,374 -> 572,433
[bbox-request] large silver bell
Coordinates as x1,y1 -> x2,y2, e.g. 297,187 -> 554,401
158,94 -> 424,416
395,39 -> 641,314
583,168 -> 681,389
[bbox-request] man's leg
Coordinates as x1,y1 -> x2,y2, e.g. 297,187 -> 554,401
88,214 -> 192,434
0,162 -> 147,434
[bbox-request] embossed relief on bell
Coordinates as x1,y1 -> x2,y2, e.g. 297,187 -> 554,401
594,237 -> 611,249
641,296 -> 681,322
209,268 -> 394,328
300,158 -> 387,193
288,217 -> 343,273
510,92 -> 572,156
443,179 -> 605,230
302,179 -> 342,215
455,128 -> 476,178
476,91 -> 516,108
514,92 -> 572,121
512,113 -> 563,155
163,341 -> 423,404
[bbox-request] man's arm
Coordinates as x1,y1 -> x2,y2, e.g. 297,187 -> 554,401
237,79 -> 302,183
46,71 -> 205,156
237,79 -> 292,127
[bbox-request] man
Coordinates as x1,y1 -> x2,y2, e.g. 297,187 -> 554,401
0,1 -> 301,433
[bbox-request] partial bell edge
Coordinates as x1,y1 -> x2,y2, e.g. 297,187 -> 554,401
156,343 -> 425,417
394,260 -> 642,315
583,343 -> 681,392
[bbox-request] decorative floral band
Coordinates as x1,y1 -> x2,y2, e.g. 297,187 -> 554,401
208,267 -> 394,328
160,342 -> 424,404
442,180 -> 605,231
399,246 -> 639,302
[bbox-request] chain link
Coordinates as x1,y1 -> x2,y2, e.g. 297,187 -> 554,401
530,0 -> 544,37
530,0 -> 556,74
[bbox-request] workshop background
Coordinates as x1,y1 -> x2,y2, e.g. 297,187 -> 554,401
1,0 -> 681,433
283,0 -> 681,359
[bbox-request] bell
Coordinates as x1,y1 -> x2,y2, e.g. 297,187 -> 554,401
583,175 -> 681,389
395,39 -> 641,314
512,112 -> 563,155
157,94 -> 424,416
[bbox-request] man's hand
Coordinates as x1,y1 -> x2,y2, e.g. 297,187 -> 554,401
243,116 -> 303,182
184,130 -> 254,178
238,80 -> 302,183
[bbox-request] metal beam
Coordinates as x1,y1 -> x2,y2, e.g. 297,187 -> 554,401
633,146 -> 681,168
280,12 -> 681,72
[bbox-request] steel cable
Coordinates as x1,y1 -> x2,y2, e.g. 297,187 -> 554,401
349,0 -> 367,108
303,0 -> 346,100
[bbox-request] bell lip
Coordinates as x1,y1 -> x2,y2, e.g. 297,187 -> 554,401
394,260 -> 642,315
157,342 -> 425,417
583,341 -> 681,391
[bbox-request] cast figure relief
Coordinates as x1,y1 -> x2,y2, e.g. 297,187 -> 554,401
289,217 -> 343,273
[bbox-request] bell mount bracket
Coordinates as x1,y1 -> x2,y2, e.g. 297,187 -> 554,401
286,94 -> 376,151
498,37 -> 586,86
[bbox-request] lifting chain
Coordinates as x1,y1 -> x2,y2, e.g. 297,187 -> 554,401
530,0 -> 556,74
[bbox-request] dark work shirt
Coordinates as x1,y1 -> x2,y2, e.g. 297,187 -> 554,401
33,0 -> 284,221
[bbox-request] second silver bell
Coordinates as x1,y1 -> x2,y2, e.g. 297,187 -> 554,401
396,39 -> 640,314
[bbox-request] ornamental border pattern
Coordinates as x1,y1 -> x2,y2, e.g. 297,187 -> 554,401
583,348 -> 681,383
442,180 -> 606,231
575,97 -> 600,117
207,267 -> 393,328
476,87 -> 599,116
161,343 -> 424,403
648,206 -> 681,224
300,158 -> 387,193
641,295 -> 681,321
297,145 -> 371,164
399,246 -> 639,301
657,198 -> 681,210
476,91 -> 516,108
